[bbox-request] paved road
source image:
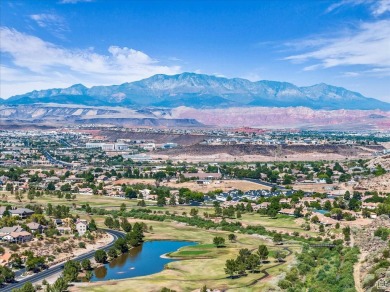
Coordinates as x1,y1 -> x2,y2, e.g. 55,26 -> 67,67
2,229 -> 125,292
42,150 -> 73,168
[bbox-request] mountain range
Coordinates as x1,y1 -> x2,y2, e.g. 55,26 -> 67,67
2,73 -> 389,110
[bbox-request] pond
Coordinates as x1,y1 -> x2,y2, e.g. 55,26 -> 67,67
91,240 -> 196,281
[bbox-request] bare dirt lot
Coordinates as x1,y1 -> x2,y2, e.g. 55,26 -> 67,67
114,178 -> 270,192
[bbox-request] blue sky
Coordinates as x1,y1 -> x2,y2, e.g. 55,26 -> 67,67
1,0 -> 389,102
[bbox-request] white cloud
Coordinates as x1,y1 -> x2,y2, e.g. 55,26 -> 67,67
284,20 -> 390,75
59,0 -> 94,4
326,0 -> 390,16
372,0 -> 390,16
30,13 -> 69,39
0,27 -> 181,98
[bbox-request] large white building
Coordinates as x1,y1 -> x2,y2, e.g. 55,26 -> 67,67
86,143 -> 129,151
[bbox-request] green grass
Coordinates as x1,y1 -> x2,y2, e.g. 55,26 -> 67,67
187,244 -> 214,249
72,216 -> 300,292
172,250 -> 209,256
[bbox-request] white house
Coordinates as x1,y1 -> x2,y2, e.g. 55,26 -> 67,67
76,219 -> 88,236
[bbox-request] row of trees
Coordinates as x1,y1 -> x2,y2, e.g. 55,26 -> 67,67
95,222 -> 145,264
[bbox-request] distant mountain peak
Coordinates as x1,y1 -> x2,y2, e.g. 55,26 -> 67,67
2,73 -> 389,110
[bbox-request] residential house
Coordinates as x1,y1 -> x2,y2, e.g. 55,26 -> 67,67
75,219 -> 88,236
362,202 -> 379,210
279,208 -> 295,216
2,231 -> 32,243
26,222 -> 46,234
53,218 -> 63,227
0,207 -> 34,219
57,226 -> 72,234
0,225 -> 25,236
258,202 -> 270,210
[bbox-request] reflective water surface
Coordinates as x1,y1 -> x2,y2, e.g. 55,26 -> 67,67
91,240 -> 196,281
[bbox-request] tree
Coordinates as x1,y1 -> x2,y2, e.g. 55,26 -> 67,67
26,256 -> 45,271
120,203 -> 126,212
343,226 -> 351,242
357,207 -> 368,218
190,208 -> 199,217
331,208 -> 343,221
15,191 -> 23,202
373,164 -> 386,176
169,195 -> 176,206
247,254 -> 260,273
104,217 -> 114,228
27,192 -> 35,202
319,224 -> 325,233
213,236 -> 225,247
120,218 -> 132,232
81,259 -> 91,270
6,183 -> 13,192
273,233 -> 283,245
268,209 -> 278,218
236,258 -> 246,276
137,200 -> 146,207
63,260 -> 80,282
257,245 -> 269,262
324,200 -> 332,211
85,270 -> 93,282
228,233 -> 236,242
108,247 -> 118,259
274,250 -> 286,262
311,215 -> 319,223
224,259 -> 237,278
88,219 -> 97,231
13,282 -> 35,292
157,194 -> 166,207
48,277 -> 68,292
10,253 -> 23,269
114,238 -> 129,253
94,250 -> 107,263
60,183 -> 72,192
47,182 -> 56,191
0,265 -> 15,284
125,188 -> 137,199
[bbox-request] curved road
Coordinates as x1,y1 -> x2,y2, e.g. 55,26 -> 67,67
3,229 -> 125,292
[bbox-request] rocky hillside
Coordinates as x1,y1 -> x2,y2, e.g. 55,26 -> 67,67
0,104 -> 202,128
157,144 -> 380,157
2,103 -> 390,130
354,215 -> 390,292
